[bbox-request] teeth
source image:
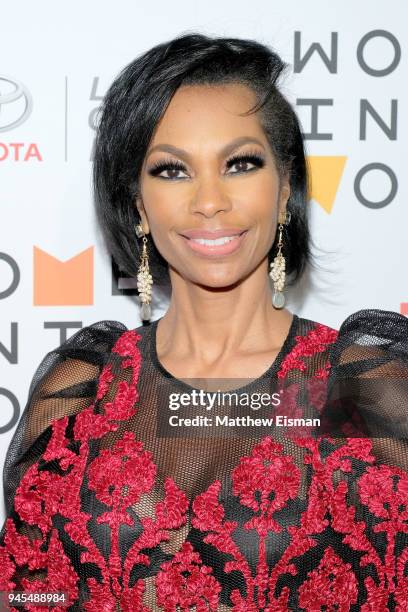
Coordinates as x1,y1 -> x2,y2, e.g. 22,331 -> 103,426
190,235 -> 239,246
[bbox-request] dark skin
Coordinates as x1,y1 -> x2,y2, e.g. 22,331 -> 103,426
136,82 -> 293,381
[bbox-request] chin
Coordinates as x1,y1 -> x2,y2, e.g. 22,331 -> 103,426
190,271 -> 244,290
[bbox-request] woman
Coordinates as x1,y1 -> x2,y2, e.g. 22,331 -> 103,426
1,33 -> 407,611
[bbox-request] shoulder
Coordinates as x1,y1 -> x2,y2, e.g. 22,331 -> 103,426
286,308 -> 407,381
335,307 -> 407,342
318,308 -> 408,445
6,320 -> 131,459
55,319 -> 129,351
295,313 -> 338,341
47,318 -> 129,359
327,308 -> 408,376
28,319 -> 130,400
299,307 -> 407,362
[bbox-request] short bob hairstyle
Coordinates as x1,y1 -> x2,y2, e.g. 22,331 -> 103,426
93,32 -> 311,288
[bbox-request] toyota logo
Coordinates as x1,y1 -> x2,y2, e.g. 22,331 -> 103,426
0,75 -> 33,132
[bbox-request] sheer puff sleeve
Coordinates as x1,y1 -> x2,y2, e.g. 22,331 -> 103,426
318,308 -> 408,608
0,321 -> 127,596
325,308 -> 408,465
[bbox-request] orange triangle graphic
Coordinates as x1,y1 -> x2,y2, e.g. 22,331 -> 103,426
401,303 -> 408,316
33,246 -> 94,306
307,156 -> 347,213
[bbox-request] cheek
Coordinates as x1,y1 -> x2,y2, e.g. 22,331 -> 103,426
241,176 -> 280,221
234,164 -> 277,192
149,209 -> 174,244
254,173 -> 280,199
140,181 -> 176,226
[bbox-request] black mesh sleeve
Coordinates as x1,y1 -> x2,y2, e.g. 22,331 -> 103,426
325,308 -> 408,467
0,320 -> 127,552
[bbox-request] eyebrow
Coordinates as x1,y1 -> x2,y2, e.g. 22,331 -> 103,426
145,136 -> 266,163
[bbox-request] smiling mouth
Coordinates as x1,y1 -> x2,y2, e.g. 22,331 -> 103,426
188,233 -> 245,246
179,230 -> 248,257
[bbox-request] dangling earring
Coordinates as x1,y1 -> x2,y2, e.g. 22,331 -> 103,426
135,223 -> 153,321
269,211 -> 291,309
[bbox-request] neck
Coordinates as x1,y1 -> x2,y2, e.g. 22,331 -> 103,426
155,264 -> 293,364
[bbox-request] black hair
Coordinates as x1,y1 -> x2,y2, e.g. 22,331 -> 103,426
93,32 -> 311,288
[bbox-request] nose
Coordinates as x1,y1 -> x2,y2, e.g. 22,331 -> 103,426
189,174 -> 233,218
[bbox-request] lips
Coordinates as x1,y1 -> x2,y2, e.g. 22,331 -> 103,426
179,229 -> 249,258
180,228 -> 247,240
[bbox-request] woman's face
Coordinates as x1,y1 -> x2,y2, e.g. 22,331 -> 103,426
137,82 -> 290,288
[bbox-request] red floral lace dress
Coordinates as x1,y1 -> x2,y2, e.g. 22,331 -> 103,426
0,309 -> 407,611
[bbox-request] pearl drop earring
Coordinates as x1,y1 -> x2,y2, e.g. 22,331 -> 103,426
135,223 -> 153,321
269,211 -> 291,309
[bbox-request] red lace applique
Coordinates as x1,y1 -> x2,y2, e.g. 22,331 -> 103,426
275,323 -> 338,437
298,547 -> 358,609
156,541 -> 222,611
189,433 -> 408,609
0,330 -> 189,610
192,437 -> 302,609
278,323 -> 338,380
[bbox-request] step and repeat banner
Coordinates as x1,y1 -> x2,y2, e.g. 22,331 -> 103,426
0,1 -> 407,522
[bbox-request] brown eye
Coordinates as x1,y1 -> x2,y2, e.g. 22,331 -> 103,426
226,153 -> 265,175
148,160 -> 189,180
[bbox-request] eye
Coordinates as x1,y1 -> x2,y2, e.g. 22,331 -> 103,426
147,151 -> 266,180
226,153 -> 265,175
147,159 -> 189,180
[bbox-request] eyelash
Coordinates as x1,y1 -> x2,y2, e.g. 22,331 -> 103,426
147,152 -> 265,180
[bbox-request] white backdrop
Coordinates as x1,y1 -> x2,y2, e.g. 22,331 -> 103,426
0,0 -> 407,523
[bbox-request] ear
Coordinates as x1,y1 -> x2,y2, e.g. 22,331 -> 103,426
135,197 -> 150,234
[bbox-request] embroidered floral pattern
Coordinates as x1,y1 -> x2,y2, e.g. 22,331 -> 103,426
156,541 -> 221,611
0,331 -> 189,610
278,324 -> 338,380
0,321 -> 407,611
